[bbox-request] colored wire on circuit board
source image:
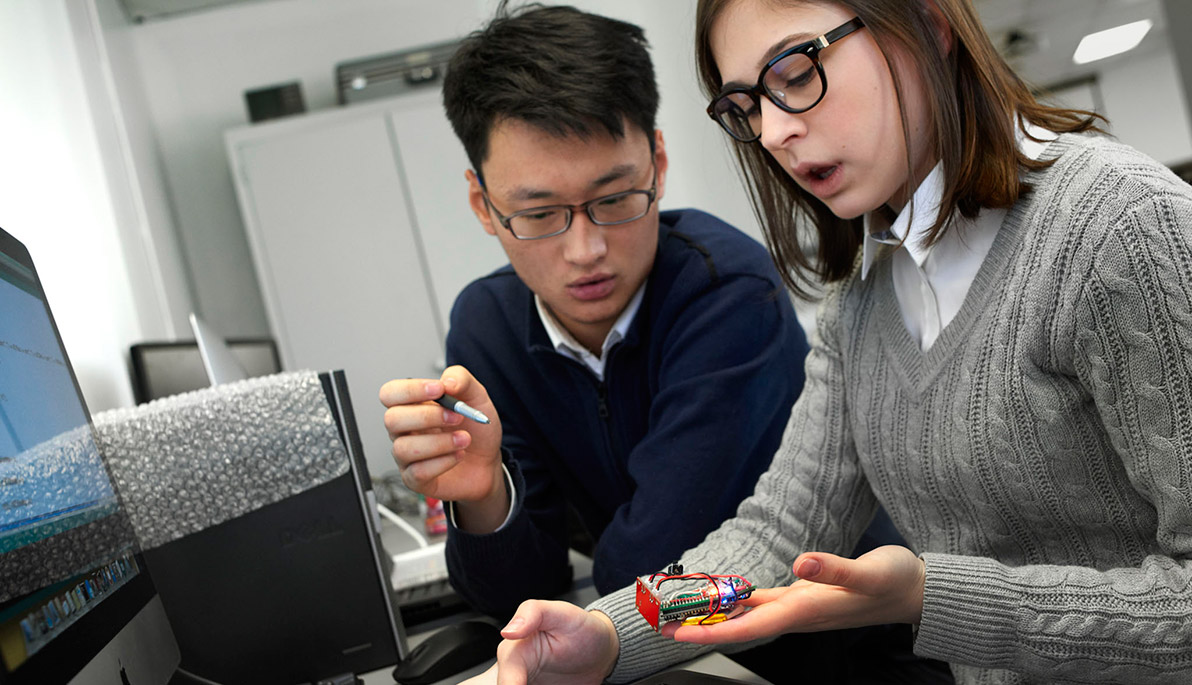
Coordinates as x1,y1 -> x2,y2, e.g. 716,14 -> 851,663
648,571 -> 754,626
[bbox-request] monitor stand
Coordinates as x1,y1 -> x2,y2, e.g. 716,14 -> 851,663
68,595 -> 179,685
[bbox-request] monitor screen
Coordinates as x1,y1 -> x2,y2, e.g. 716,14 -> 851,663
0,227 -> 177,684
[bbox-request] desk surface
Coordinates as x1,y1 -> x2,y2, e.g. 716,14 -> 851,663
360,629 -> 769,685
364,515 -> 770,685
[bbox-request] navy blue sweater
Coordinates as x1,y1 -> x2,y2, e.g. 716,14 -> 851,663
443,209 -> 809,617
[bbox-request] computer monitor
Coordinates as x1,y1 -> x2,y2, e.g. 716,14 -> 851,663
0,225 -> 180,684
140,369 -> 409,683
128,337 -> 281,404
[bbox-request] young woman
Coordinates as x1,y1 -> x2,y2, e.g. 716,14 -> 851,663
485,1 -> 1192,683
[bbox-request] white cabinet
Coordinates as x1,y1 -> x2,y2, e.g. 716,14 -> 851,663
226,90 -> 507,477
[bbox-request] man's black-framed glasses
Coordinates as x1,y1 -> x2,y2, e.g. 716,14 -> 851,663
707,17 -> 865,143
482,166 -> 658,240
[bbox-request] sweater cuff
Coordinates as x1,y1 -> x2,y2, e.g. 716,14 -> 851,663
916,552 -> 1020,670
588,586 -> 710,683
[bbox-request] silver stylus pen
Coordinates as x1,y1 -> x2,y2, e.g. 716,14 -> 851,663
434,393 -> 491,424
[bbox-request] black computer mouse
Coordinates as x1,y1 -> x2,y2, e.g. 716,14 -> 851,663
392,619 -> 503,685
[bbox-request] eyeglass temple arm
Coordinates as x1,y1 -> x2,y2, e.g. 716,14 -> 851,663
819,17 -> 865,48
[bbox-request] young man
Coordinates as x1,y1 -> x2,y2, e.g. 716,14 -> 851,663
378,3 -> 811,619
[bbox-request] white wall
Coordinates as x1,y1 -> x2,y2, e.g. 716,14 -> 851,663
1166,0 -> 1192,133
0,1 -> 165,412
127,0 -> 1192,348
4,0 -> 1191,415
0,0 -> 763,417
87,0 -> 196,340
129,0 -> 763,341
1099,47 -> 1192,166
128,0 -> 494,338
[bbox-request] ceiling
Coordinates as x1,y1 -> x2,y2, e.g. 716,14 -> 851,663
118,0 -> 1170,90
118,0 -> 265,23
974,0 -> 1169,88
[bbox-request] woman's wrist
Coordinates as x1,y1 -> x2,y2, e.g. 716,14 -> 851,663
591,610 -> 621,679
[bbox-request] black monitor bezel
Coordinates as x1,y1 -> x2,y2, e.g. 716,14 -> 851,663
0,226 -> 161,684
128,337 -> 282,404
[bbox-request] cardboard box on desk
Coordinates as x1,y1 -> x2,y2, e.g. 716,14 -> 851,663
92,370 -> 407,685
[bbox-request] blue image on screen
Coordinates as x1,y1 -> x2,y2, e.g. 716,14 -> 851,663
0,272 -> 117,554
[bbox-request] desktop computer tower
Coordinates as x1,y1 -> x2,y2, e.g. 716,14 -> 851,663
140,371 -> 407,684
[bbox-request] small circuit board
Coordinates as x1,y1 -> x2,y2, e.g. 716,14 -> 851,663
635,563 -> 755,631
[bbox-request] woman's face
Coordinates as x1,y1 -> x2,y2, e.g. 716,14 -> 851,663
710,0 -> 936,218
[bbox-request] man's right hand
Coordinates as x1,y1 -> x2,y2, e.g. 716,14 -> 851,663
379,365 -> 507,530
495,601 -> 620,685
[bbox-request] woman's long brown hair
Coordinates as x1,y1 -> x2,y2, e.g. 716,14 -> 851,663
695,0 -> 1103,298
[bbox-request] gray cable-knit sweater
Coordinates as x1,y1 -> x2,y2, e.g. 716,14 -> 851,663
590,133 -> 1192,684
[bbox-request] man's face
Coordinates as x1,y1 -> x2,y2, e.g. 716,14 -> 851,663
467,119 -> 668,353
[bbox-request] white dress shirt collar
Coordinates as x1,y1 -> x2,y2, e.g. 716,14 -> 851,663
861,120 -> 1057,282
535,283 -> 646,380
860,164 -> 944,281
858,121 -> 1056,351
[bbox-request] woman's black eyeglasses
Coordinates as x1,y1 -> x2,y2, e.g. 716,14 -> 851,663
707,17 -> 865,143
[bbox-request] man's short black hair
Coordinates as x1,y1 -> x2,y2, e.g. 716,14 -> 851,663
442,2 -> 659,175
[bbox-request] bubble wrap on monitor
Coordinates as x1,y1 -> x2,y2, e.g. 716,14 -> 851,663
0,425 -> 140,603
91,370 -> 350,551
